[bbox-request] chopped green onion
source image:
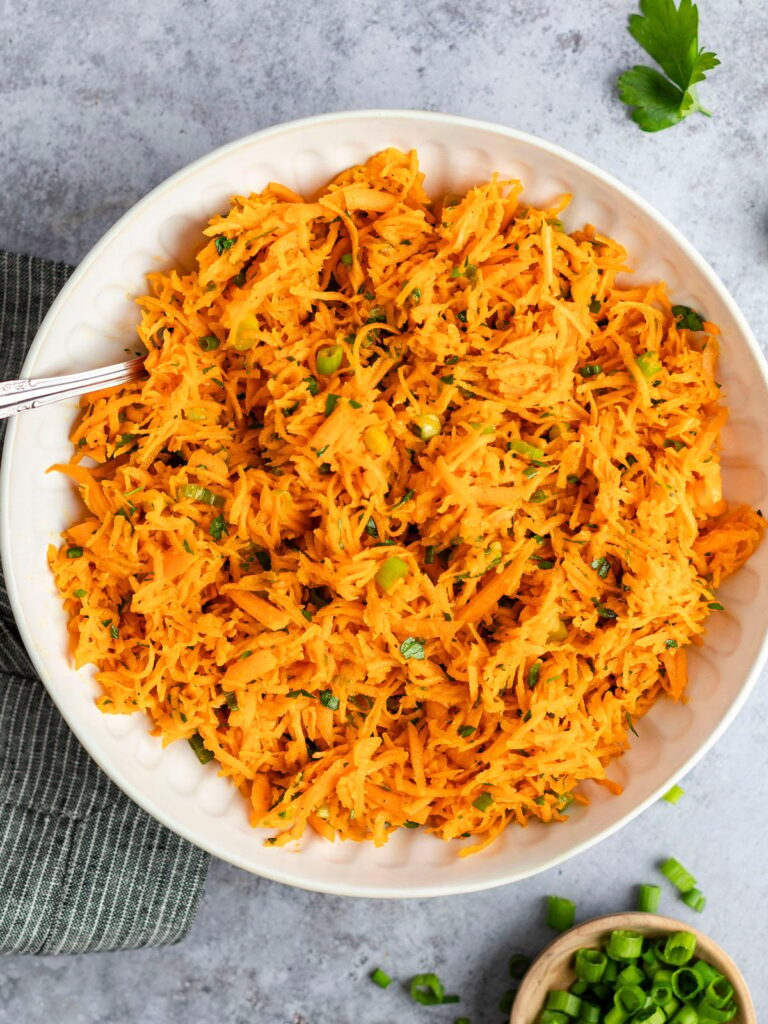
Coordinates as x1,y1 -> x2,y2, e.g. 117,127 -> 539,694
370,967 -> 391,988
613,985 -> 646,1013
425,545 -> 436,564
319,689 -> 340,711
198,334 -> 220,351
508,438 -> 547,464
472,792 -> 493,812
589,299 -> 602,314
705,976 -> 734,1009
177,484 -> 225,508
73,589 -> 87,599
637,883 -> 661,913
66,546 -> 84,558
304,374 -> 319,396
209,514 -> 228,541
375,556 -> 409,592
408,973 -> 458,1006
395,488 -> 415,507
340,252 -> 353,267
317,345 -> 344,375
664,439 -> 686,452
707,602 -> 724,611
671,967 -> 703,1002
546,991 -> 582,1016
651,969 -> 673,1006
636,351 -> 663,379
457,725 -> 475,738
661,931 -> 697,966
224,691 -> 239,711
681,888 -> 706,913
579,363 -> 603,378
530,488 -> 549,503
592,598 -> 618,619
214,235 -> 235,255
188,733 -> 214,764
607,930 -> 643,961
324,393 -> 340,417
665,639 -> 679,649
663,785 -> 685,804
528,661 -> 541,688
577,1003 -> 601,1024
546,895 -> 576,932
591,556 -> 611,579
400,636 -> 425,660
672,305 -> 705,332
660,858 -> 697,894
575,948 -> 607,984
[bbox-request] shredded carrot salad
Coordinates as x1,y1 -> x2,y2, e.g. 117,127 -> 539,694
49,149 -> 763,854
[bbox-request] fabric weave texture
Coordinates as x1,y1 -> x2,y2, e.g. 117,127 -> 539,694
0,251 -> 209,955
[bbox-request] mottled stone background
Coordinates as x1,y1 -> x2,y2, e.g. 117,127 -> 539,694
1,0 -> 767,1021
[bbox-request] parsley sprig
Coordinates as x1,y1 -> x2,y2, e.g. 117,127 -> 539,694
618,0 -> 720,132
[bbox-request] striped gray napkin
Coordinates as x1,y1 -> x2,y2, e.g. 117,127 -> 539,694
0,252 -> 209,954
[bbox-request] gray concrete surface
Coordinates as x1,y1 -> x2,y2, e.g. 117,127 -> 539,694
1,0 -> 767,1021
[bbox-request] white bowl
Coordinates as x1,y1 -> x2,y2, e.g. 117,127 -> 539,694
4,110 -> 768,898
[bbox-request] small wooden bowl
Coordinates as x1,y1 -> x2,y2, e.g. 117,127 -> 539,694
510,912 -> 756,1024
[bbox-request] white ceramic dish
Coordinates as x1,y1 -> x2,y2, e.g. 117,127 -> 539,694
4,110 -> 768,898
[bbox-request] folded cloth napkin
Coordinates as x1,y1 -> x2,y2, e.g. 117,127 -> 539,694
0,251 -> 209,955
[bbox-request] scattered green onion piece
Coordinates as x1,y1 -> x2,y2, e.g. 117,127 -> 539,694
400,636 -> 425,661
198,334 -> 220,351
660,859 -> 697,894
613,984 -> 646,1013
603,1006 -> 629,1024
408,973 -> 444,1005
707,602 -> 724,611
530,488 -> 549,503
370,967 -> 392,989
574,948 -> 607,984
188,733 -> 214,764
695,1000 -> 736,1023
375,555 -> 409,592
340,252 -> 353,267
661,932 -> 698,966
636,351 -> 663,379
704,977 -> 734,1010
651,969 -> 674,1005
662,996 -> 681,1019
316,345 -> 344,375
682,888 -> 706,913
672,305 -> 705,332
472,792 -> 493,812
457,725 -> 475,738
617,965 -> 645,987
73,589 -> 87,599
66,546 -> 84,558
579,363 -> 603,378
538,1013 -> 569,1024
570,980 -> 588,995
546,991 -> 582,1017
177,484 -> 225,508
324,393 -> 340,417
638,883 -> 661,913
672,967 -> 704,1002
425,545 -> 436,564
528,661 -> 541,688
508,438 -> 547,464
668,1007 -> 698,1024
633,1009 -> 666,1024
577,1004 -> 600,1024
690,960 -> 720,988
413,412 -> 442,440
663,785 -> 685,804
319,689 -> 340,711
546,895 -> 576,932
607,930 -> 644,961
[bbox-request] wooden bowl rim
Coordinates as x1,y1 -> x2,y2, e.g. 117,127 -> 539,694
510,911 -> 756,1024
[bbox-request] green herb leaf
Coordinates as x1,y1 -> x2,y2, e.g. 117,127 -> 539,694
304,375 -> 319,396
592,597 -> 618,620
579,363 -> 603,378
324,393 -> 340,417
473,792 -> 494,812
188,733 -> 214,764
672,303 -> 705,330
458,725 -> 476,737
210,514 -> 228,541
286,688 -> 315,699
214,235 -> 235,256
395,488 -> 415,508
400,636 -> 426,660
528,661 -> 541,688
708,601 -> 724,611
591,556 -> 611,579
319,689 -> 340,710
618,0 -> 720,133
665,638 -> 678,649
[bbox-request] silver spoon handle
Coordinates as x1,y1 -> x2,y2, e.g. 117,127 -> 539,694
0,357 -> 145,419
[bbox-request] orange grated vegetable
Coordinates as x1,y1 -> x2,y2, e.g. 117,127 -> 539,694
49,148 -> 764,854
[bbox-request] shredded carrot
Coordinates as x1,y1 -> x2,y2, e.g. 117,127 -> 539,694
49,148 -> 764,854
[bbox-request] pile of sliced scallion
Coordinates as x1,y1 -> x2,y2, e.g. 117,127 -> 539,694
536,929 -> 738,1024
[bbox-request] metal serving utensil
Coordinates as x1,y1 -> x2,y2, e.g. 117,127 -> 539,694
0,357 -> 146,419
